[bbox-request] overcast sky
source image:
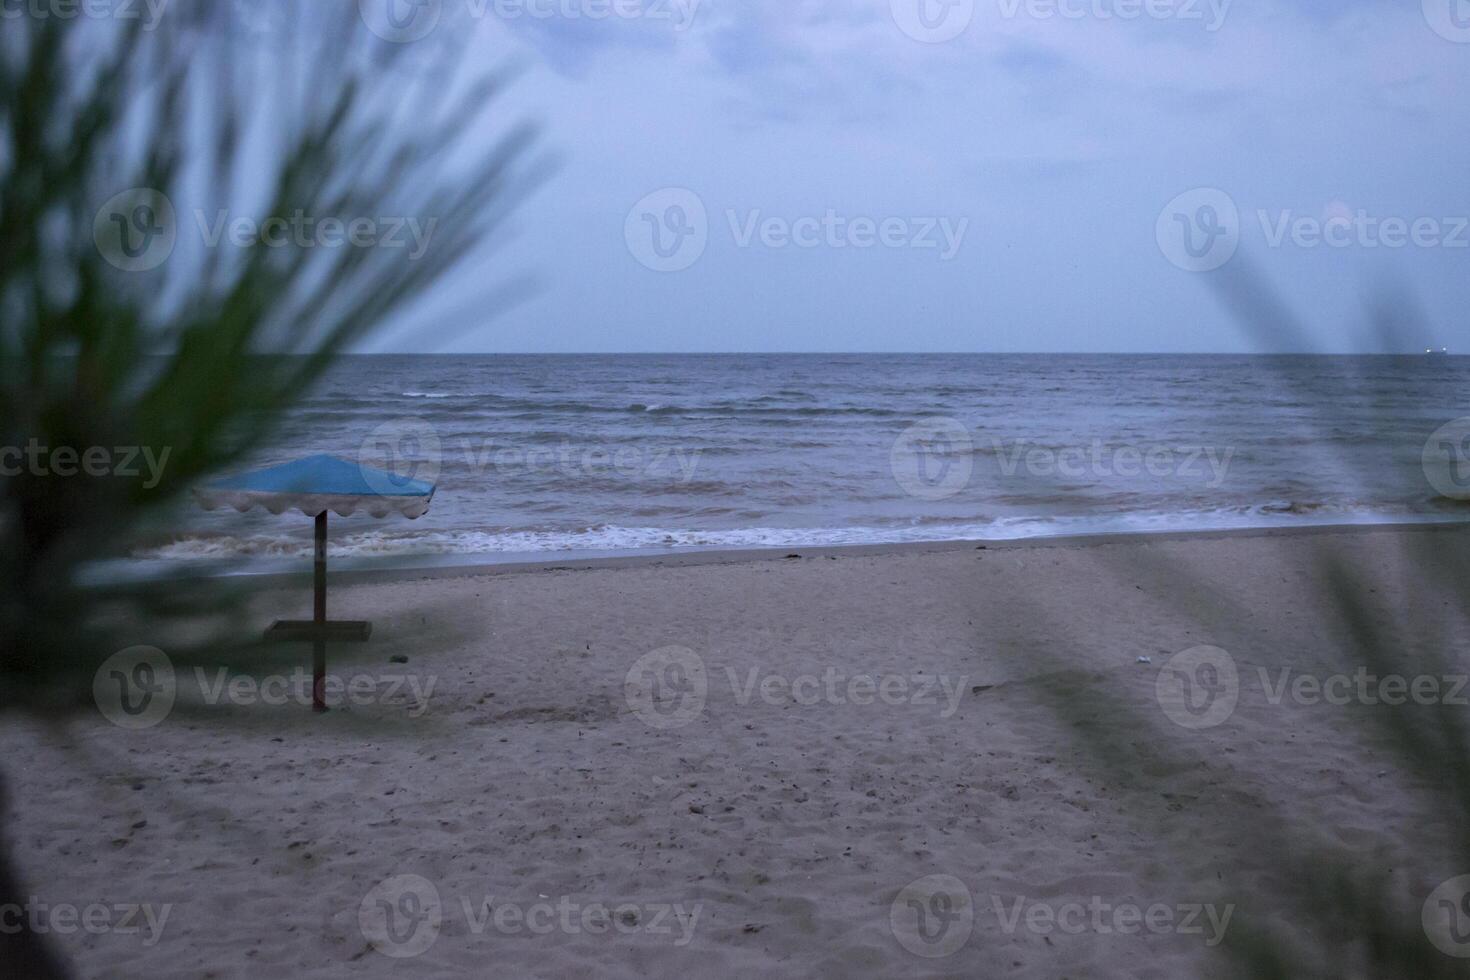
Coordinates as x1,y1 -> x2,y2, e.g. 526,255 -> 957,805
363,0 -> 1470,353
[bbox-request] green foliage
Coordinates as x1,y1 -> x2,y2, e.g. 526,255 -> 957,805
0,4 -> 538,708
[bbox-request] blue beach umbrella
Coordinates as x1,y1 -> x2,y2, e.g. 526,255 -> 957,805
193,454 -> 435,711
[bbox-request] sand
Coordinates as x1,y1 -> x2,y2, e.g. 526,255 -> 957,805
4,524 -> 1470,978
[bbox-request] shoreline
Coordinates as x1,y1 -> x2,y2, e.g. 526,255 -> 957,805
96,517 -> 1470,590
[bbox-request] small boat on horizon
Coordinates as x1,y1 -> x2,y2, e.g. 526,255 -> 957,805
1425,347 -> 1449,356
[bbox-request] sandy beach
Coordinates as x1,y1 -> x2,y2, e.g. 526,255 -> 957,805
4,523 -> 1469,978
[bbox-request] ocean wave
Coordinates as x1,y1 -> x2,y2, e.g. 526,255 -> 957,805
132,524 -> 985,560
132,506 -> 1469,564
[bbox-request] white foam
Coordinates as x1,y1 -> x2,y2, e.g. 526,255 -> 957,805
132,506 -> 1465,566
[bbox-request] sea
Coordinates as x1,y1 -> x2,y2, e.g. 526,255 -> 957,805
134,354 -> 1470,567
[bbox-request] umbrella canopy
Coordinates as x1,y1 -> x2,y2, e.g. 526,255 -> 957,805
192,453 -> 435,712
193,453 -> 435,519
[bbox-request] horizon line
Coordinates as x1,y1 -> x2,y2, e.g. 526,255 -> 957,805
327,350 -> 1460,357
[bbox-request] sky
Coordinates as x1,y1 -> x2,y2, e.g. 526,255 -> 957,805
354,0 -> 1470,353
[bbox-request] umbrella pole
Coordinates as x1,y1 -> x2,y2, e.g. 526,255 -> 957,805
313,510 -> 327,712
